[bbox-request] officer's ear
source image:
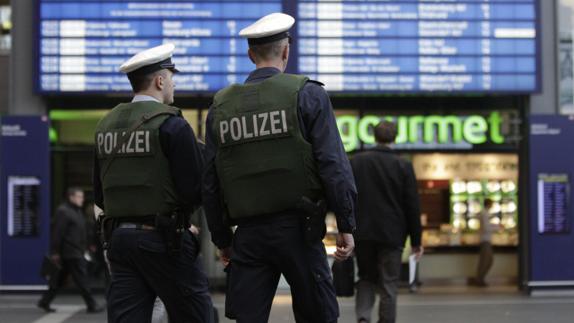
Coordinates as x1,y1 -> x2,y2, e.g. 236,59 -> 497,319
154,72 -> 165,90
282,43 -> 289,61
247,48 -> 256,65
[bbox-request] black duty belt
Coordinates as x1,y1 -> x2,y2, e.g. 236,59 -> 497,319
233,210 -> 302,227
117,222 -> 156,231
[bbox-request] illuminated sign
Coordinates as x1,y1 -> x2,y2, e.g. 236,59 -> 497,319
337,111 -> 510,151
38,0 -> 539,93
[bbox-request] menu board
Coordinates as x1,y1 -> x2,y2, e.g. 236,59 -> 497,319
38,0 -> 539,93
7,176 -> 41,237
537,174 -> 570,234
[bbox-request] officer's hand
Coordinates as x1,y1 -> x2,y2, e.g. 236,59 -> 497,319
188,225 -> 200,236
334,233 -> 354,262
219,247 -> 232,267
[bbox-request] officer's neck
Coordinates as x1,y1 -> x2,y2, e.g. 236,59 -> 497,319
255,60 -> 286,72
134,91 -> 164,104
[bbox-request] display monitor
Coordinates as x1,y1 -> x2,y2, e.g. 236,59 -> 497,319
37,0 -> 539,94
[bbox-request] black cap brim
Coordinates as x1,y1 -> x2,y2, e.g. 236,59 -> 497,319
160,62 -> 179,74
248,31 -> 290,46
127,58 -> 178,77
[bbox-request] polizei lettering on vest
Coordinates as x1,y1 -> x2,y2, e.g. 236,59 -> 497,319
97,130 -> 151,156
219,110 -> 288,144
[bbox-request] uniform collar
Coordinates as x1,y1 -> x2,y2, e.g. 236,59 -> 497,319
245,67 -> 281,84
373,145 -> 393,153
132,94 -> 160,103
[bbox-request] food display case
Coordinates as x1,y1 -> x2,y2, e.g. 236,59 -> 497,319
422,179 -> 518,248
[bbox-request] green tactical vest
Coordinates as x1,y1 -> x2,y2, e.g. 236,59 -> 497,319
94,101 -> 180,218
212,73 -> 324,219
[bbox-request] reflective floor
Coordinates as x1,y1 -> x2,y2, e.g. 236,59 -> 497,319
1,287 -> 574,323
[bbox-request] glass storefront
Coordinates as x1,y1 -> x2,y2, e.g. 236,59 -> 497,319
323,107 -> 522,283
413,153 -> 518,248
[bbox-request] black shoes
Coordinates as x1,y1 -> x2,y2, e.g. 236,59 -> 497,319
87,304 -> 105,314
37,301 -> 56,313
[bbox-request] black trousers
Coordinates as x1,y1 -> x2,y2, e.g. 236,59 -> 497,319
107,228 -> 213,323
355,241 -> 402,323
39,257 -> 97,309
225,214 -> 339,323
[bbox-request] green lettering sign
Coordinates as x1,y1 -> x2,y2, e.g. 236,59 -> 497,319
423,115 -> 463,143
489,111 -> 504,144
358,116 -> 379,146
336,115 -> 358,152
395,116 -> 408,144
336,112 -> 507,152
463,116 -> 488,144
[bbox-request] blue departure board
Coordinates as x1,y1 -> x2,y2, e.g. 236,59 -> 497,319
537,174 -> 570,234
38,0 -> 539,94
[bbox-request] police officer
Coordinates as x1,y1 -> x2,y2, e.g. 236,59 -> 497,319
203,13 -> 357,323
93,44 -> 214,323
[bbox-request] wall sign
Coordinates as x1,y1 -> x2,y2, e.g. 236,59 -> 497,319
529,115 -> 574,284
1,116 -> 51,287
537,174 -> 570,234
7,177 -> 41,237
337,111 -> 517,151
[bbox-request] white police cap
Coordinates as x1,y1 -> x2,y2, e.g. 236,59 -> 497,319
239,13 -> 295,46
119,43 -> 179,75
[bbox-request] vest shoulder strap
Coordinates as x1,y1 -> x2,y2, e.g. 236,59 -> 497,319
307,79 -> 324,86
213,84 -> 240,108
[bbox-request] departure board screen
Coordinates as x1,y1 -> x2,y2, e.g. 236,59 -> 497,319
38,0 -> 539,94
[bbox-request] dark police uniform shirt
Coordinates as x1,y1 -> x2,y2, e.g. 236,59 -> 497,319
93,95 -> 204,214
203,67 -> 357,249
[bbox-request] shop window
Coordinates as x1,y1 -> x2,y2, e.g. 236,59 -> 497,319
413,154 -> 519,247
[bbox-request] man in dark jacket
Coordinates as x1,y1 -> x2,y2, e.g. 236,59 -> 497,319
38,187 -> 103,313
350,121 -> 423,323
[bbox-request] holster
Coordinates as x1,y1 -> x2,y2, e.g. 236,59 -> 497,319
97,214 -> 115,251
298,197 -> 327,244
155,210 -> 190,255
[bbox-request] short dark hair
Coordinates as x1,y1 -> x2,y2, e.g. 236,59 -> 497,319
127,70 -> 163,93
66,187 -> 83,198
249,38 -> 287,62
374,121 -> 398,144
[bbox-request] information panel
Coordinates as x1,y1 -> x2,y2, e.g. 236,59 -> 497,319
39,0 -> 282,92
7,177 -> 41,238
537,174 -> 570,234
38,0 -> 539,94
299,0 -> 539,92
